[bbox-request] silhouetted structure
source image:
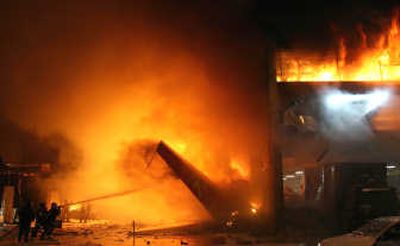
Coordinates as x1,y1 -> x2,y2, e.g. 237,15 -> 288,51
0,162 -> 51,223
156,141 -> 261,228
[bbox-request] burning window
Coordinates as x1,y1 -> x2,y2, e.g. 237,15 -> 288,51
276,11 -> 400,82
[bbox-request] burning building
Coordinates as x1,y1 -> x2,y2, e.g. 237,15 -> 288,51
275,9 -> 400,231
1,0 -> 400,236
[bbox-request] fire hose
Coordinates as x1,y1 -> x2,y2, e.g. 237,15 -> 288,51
60,187 -> 147,208
0,188 -> 148,240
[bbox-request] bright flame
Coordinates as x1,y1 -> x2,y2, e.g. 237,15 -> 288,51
6,16 -> 269,226
250,201 -> 261,215
229,158 -> 250,179
68,204 -> 82,212
277,11 -> 400,82
26,47 -> 268,226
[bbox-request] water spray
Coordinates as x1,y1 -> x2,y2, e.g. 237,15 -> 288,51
60,187 -> 148,208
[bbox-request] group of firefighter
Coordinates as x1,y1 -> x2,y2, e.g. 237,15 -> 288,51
16,201 -> 92,242
16,201 -> 60,243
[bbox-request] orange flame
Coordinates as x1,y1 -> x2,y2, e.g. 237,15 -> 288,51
40,50 -> 266,225
68,204 -> 82,212
277,11 -> 400,82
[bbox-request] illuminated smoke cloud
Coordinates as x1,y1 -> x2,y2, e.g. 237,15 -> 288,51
320,88 -> 391,141
0,1 -> 270,225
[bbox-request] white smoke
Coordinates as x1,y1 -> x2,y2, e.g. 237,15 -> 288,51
319,88 -> 391,141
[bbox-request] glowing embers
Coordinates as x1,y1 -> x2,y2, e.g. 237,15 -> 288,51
249,201 -> 261,216
225,210 -> 239,228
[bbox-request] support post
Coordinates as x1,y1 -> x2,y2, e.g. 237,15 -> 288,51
265,49 -> 284,232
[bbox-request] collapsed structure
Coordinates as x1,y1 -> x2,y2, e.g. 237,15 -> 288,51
156,141 -> 264,229
270,10 -> 400,232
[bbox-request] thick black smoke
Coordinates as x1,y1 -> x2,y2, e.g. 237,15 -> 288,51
0,116 -> 81,174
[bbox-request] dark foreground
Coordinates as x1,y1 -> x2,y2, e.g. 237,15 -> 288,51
0,221 -> 308,245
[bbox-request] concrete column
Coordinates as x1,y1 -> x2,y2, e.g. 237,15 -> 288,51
263,49 -> 284,232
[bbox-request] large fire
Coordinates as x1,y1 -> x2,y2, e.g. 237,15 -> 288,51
10,35 -> 269,226
277,11 -> 400,82
0,1 -> 271,228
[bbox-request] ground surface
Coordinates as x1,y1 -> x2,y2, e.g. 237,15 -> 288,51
0,221 -> 306,245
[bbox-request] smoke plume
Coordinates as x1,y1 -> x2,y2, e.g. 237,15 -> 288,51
0,1 -> 270,225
